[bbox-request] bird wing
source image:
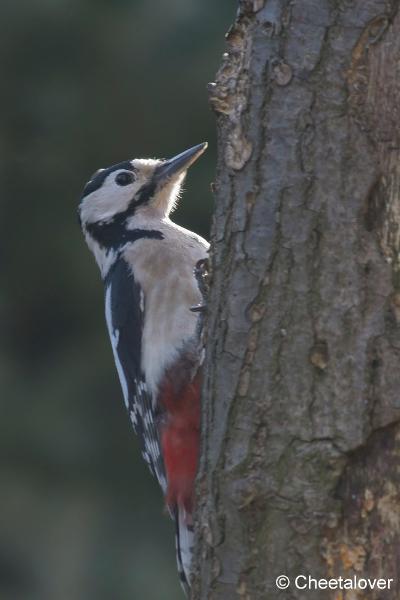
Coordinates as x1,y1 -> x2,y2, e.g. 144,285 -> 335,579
104,257 -> 167,493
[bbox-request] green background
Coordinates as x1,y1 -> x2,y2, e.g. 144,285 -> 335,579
0,1 -> 233,598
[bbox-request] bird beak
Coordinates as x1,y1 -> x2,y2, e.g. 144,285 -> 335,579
154,142 -> 208,187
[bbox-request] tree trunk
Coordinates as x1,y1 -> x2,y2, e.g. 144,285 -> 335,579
193,1 -> 400,598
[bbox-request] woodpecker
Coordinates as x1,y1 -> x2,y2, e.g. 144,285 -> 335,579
78,143 -> 209,592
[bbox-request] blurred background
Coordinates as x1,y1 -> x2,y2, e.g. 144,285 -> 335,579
0,1 -> 233,598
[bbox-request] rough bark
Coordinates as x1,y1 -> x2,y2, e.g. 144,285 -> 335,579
192,1 -> 400,599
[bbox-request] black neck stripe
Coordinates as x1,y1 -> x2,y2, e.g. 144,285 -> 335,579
86,221 -> 163,251
133,179 -> 157,208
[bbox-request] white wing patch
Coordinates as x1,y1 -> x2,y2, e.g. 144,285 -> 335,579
105,285 -> 129,408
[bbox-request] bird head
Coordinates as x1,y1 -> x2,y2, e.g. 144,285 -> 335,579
78,142 -> 208,232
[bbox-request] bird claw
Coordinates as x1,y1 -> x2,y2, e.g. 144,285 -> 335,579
194,258 -> 210,304
190,304 -> 207,313
192,257 -> 209,360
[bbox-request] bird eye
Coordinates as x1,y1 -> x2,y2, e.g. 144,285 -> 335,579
115,171 -> 135,186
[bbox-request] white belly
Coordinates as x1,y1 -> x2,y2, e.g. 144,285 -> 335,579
122,229 -> 208,398
142,276 -> 201,396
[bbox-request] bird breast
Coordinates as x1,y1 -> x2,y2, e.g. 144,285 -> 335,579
122,233 -> 207,398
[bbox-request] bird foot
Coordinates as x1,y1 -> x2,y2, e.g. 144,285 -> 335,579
191,258 -> 210,313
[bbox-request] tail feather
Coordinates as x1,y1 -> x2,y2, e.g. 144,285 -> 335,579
174,506 -> 194,596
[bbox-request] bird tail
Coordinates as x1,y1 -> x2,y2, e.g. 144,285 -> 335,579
174,505 -> 194,596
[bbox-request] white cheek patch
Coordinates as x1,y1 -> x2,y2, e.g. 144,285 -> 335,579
80,171 -> 146,225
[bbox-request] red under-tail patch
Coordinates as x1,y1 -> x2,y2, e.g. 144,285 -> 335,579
159,369 -> 201,514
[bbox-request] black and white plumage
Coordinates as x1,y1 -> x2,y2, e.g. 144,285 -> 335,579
78,143 -> 209,592
104,258 -> 167,490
